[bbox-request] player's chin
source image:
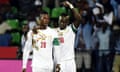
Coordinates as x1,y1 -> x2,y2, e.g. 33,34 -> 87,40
44,23 -> 48,26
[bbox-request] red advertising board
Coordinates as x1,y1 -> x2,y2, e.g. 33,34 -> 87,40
0,46 -> 18,58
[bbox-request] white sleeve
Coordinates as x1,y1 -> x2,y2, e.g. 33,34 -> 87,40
22,31 -> 33,69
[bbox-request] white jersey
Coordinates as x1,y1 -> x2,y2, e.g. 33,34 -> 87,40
55,24 -> 76,61
22,27 -> 60,69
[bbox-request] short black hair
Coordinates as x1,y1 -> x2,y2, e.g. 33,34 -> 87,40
40,11 -> 48,15
39,11 -> 49,19
60,13 -> 68,17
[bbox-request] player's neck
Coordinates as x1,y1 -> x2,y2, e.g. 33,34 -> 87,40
60,27 -> 66,30
39,25 -> 47,30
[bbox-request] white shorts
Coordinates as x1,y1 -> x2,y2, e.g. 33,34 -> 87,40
60,59 -> 76,72
32,67 -> 53,72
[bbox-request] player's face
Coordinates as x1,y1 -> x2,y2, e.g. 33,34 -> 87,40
59,16 -> 69,29
40,14 -> 50,26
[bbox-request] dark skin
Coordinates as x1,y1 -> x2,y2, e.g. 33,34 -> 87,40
22,13 -> 60,72
57,1 -> 81,72
22,69 -> 26,72
32,13 -> 50,34
59,1 -> 81,30
59,16 -> 69,30
53,1 -> 81,72
38,14 -> 50,29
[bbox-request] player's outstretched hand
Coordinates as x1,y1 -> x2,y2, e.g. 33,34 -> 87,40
62,1 -> 74,9
55,64 -> 61,72
22,68 -> 26,72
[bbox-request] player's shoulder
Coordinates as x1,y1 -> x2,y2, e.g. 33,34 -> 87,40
27,30 -> 34,36
69,24 -> 77,33
28,30 -> 33,34
47,27 -> 57,33
47,27 -> 59,37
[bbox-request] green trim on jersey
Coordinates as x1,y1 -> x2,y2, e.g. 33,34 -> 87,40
71,24 -> 77,33
53,38 -> 60,46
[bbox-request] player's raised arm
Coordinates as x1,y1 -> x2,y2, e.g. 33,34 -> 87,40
62,1 -> 81,28
22,31 -> 33,72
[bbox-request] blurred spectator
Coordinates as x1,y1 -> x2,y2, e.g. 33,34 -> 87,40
0,15 -> 11,34
21,24 -> 29,52
18,0 -> 35,13
111,21 -> 120,72
0,4 -> 18,20
98,0 -> 114,26
118,5 -> 120,21
17,23 -> 29,59
0,30 -> 12,46
112,32 -> 120,72
4,4 -> 18,19
115,0 -> 120,21
92,3 -> 105,72
87,0 -> 99,8
18,0 -> 35,20
92,1 -> 104,28
74,1 -> 93,72
110,0 -> 118,19
103,4 -> 114,26
93,20 -> 111,72
75,22 -> 93,72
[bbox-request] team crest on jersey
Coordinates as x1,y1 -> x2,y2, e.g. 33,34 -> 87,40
59,37 -> 64,43
38,32 -> 47,40
32,32 -> 47,50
